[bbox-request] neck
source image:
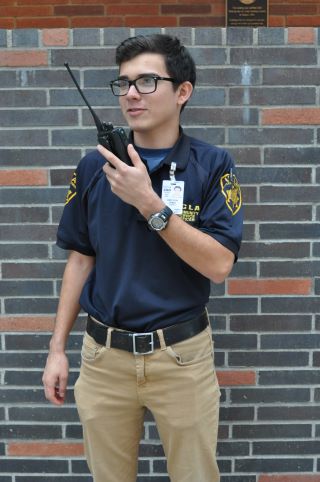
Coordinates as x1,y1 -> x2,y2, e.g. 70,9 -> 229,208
133,125 -> 180,149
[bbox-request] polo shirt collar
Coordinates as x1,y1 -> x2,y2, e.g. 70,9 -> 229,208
129,126 -> 190,172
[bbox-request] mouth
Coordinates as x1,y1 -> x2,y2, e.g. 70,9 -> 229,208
127,107 -> 146,114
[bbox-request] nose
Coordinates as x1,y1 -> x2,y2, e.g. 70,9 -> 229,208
126,83 -> 141,98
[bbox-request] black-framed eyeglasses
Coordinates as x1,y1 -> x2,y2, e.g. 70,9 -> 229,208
109,74 -> 177,96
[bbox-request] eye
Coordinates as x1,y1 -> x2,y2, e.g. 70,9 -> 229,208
138,76 -> 155,86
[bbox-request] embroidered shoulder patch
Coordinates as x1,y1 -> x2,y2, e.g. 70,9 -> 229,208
220,171 -> 242,216
65,171 -> 77,205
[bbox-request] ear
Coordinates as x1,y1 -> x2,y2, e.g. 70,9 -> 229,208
176,81 -> 193,107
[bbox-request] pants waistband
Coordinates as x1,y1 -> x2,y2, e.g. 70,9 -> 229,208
86,312 -> 209,355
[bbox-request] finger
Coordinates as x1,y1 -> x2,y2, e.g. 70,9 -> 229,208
97,144 -> 121,169
127,144 -> 143,167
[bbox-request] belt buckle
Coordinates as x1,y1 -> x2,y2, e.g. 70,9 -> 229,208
132,332 -> 154,355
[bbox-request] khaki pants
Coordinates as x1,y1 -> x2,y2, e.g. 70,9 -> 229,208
74,324 -> 221,482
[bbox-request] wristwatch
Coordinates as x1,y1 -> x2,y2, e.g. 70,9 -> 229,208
147,206 -> 173,231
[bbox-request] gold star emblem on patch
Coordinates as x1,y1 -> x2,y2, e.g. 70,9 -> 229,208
220,171 -> 242,216
65,171 -> 77,205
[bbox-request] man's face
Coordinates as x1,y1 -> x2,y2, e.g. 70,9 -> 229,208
118,53 -> 183,144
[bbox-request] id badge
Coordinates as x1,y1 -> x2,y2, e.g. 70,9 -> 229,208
161,180 -> 184,214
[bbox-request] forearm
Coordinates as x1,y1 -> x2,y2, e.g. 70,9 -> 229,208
50,251 -> 95,353
159,215 -> 234,283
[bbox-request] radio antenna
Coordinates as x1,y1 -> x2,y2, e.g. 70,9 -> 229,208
64,62 -> 104,132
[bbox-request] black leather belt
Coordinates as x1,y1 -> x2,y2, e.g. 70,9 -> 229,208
86,311 -> 208,355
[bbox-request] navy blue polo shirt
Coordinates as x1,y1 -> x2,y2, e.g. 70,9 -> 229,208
57,129 -> 243,332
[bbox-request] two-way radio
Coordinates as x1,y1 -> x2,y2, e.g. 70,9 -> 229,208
64,62 -> 132,165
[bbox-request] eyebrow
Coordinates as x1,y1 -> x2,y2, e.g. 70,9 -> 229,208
117,72 -> 160,80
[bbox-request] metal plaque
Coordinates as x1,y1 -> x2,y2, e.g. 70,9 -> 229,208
226,0 -> 269,27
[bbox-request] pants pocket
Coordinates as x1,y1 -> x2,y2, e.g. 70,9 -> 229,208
167,327 -> 214,366
81,332 -> 105,362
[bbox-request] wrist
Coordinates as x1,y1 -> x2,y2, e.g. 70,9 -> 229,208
139,191 -> 166,220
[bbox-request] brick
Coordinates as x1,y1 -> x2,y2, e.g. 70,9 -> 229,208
52,128 -> 97,146
8,405 -> 79,422
260,186 -> 320,203
228,279 -> 312,295
52,47 -> 115,67
2,262 -> 65,279
287,15 -> 320,27
189,46 -> 226,65
0,281 -> 53,297
261,297 -> 320,314
229,87 -> 315,106
229,351 -> 309,367
194,27 -> 222,45
258,27 -> 285,45
244,205 -> 312,222
217,370 -> 256,386
0,243 -> 48,259
264,147 -> 319,165
0,149 -> 81,167
259,370 -> 320,386
189,88 -> 225,106
1,424 -> 62,439
5,297 -> 59,314
183,107 -> 258,126
288,27 -> 315,43
253,440 -> 320,456
0,225 -> 57,241
0,109 -> 78,127
8,442 -> 84,457
0,458 -> 68,473
197,67 -> 260,86
231,387 -> 310,404
0,187 -> 66,204
0,129 -> 49,147
73,28 -> 100,46
239,166 -> 311,183
71,16 -> 124,28
0,169 -> 48,186
207,297 -> 258,314
230,314 -> 312,332
0,90 -> 46,107
15,477 -> 92,482
263,107 -> 320,125
42,28 -> 69,46
230,47 -> 317,65
12,29 -> 39,47
0,50 -> 48,67
0,207 -> 49,223
108,5 -> 159,15
161,4 -> 211,14
215,334 -> 257,350
227,147 -> 261,165
229,127 -> 313,145
259,406 -> 320,422
259,476 -> 320,482
236,457 -> 312,473
16,17 -> 69,28
233,424 -> 311,439
180,16 -> 224,27
260,261 -> 320,278
260,223 -> 320,240
55,5 -> 104,16
263,67 -> 319,85
0,316 -> 54,332
261,334 -> 320,350
240,241 -> 310,259
0,6 -> 52,16
103,27 -> 131,45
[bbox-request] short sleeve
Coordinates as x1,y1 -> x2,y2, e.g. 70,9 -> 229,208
56,155 -> 98,256
199,149 -> 243,260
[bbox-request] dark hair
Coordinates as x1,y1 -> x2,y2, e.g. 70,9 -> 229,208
115,34 -> 196,110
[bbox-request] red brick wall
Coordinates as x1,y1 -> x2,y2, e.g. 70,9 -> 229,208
1,0 -> 320,29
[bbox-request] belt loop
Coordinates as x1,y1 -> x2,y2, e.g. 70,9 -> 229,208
106,327 -> 114,349
157,329 -> 167,351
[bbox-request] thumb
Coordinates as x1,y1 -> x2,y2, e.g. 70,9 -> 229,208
128,144 -> 144,167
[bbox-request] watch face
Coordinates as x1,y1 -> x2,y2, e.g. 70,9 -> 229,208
151,216 -> 165,230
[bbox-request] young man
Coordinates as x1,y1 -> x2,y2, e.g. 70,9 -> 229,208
43,34 -> 243,482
